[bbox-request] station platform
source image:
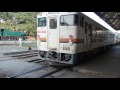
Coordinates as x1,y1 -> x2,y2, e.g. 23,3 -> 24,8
73,45 -> 120,78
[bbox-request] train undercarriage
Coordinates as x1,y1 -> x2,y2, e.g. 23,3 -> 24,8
38,43 -> 120,65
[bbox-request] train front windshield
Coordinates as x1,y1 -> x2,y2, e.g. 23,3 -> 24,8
60,14 -> 79,26
38,17 -> 46,27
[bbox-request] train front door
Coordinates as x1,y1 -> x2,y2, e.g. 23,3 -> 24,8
84,22 -> 92,51
47,16 -> 59,51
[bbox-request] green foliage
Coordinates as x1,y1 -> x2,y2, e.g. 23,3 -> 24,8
0,12 -> 39,37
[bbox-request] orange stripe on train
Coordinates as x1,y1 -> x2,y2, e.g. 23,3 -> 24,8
39,38 -> 84,43
59,38 -> 69,43
59,38 -> 84,43
39,38 -> 46,42
39,38 -> 107,43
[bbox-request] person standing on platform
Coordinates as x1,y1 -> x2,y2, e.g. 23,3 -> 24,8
19,37 -> 22,46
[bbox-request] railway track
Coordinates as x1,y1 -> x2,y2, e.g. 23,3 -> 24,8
0,57 -> 64,78
7,64 -> 51,78
0,50 -> 69,78
3,50 -> 38,55
3,50 -> 38,58
0,50 -> 40,62
39,67 -> 64,78
1,50 -> 119,78
7,64 -> 65,78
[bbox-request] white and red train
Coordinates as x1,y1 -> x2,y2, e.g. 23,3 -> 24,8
37,12 -> 120,65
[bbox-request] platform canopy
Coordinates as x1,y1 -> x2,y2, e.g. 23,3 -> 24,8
95,12 -> 120,31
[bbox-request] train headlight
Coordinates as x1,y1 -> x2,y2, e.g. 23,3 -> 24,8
69,40 -> 73,46
63,46 -> 66,50
67,47 -> 70,50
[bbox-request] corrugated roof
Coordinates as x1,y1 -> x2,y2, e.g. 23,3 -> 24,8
95,12 -> 120,30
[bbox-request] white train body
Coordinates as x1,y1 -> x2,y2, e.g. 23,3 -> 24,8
37,12 -> 120,65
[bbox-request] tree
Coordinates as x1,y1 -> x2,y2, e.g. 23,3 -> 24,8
0,12 -> 38,38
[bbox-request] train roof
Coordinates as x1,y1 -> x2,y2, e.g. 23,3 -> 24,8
37,12 -> 79,18
37,12 -> 111,31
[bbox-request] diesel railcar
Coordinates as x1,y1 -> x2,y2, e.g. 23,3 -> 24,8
37,12 -> 120,65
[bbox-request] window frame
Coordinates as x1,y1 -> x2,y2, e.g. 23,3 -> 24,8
60,14 -> 79,26
50,18 -> 57,29
80,16 -> 84,28
38,17 -> 46,27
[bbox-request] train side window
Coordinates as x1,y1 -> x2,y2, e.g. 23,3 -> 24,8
50,19 -> 57,29
88,24 -> 92,30
80,16 -> 84,28
105,34 -> 107,38
96,33 -> 99,37
101,34 -> 103,38
74,14 -> 79,25
82,17 -> 84,27
99,34 -> 100,38
102,34 -> 105,38
104,34 -> 106,38
88,24 -> 92,36
85,22 -> 88,34
80,16 -> 82,26
113,34 -> 115,38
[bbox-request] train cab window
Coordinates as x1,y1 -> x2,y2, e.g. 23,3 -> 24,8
38,17 -> 46,27
60,14 -> 79,26
50,19 -> 57,29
